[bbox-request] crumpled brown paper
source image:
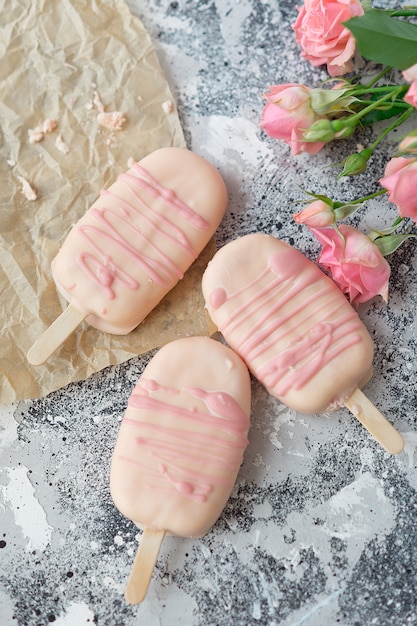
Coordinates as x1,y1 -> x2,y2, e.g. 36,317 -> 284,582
0,0 -> 216,404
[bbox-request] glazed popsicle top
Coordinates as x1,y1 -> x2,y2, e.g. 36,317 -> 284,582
51,147 -> 227,334
202,233 -> 375,414
110,336 -> 251,538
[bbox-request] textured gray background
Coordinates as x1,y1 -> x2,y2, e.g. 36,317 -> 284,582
1,1 -> 417,625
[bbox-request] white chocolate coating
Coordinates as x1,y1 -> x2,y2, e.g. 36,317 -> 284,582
202,233 -> 374,414
110,336 -> 251,538
52,147 -> 227,334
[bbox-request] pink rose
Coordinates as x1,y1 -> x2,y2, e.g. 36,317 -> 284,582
260,84 -> 326,155
398,134 -> 417,155
403,63 -> 417,83
404,82 -> 417,108
292,0 -> 364,77
379,151 -> 417,223
310,225 -> 390,305
293,199 -> 335,227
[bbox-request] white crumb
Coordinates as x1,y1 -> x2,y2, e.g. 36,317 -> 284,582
42,118 -> 57,134
28,126 -> 44,143
92,91 -> 127,131
93,91 -> 105,113
97,111 -> 127,131
162,99 -> 173,113
55,134 -> 70,154
28,118 -> 57,143
17,176 -> 38,201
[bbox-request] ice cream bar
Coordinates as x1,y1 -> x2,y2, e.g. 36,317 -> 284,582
110,336 -> 251,603
27,147 -> 227,364
202,233 -> 403,454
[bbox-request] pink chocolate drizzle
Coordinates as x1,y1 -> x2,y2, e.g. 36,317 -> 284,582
75,162 -> 210,298
119,380 -> 249,503
209,248 -> 363,396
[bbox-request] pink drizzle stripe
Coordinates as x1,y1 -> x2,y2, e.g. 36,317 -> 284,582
119,382 -> 249,503
75,162 -> 208,298
211,252 -> 362,396
124,164 -> 210,230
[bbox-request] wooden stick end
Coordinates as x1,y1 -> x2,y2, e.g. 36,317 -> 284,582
345,388 -> 404,455
124,528 -> 166,605
27,305 -> 86,365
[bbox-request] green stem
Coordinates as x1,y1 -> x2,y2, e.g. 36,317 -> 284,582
368,107 -> 415,151
351,189 -> 387,204
333,189 -> 387,210
352,86 -> 409,97
391,215 -> 404,229
334,189 -> 387,209
355,99 -> 411,109
331,88 -> 405,131
362,67 -> 392,88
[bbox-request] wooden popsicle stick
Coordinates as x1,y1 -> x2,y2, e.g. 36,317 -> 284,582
344,388 -> 404,455
27,305 -> 86,366
125,528 -> 166,605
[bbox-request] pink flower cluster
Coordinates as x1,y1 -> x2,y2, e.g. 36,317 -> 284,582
260,0 -> 417,306
294,132 -> 417,305
311,225 -> 390,305
294,202 -> 391,304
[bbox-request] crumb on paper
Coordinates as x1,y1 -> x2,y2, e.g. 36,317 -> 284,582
17,176 -> 38,201
29,127 -> 44,144
28,118 -> 57,143
97,111 -> 127,131
93,91 -> 127,131
55,134 -> 70,154
7,159 -> 16,167
42,118 -> 57,134
93,91 -> 105,113
127,157 -> 135,168
162,99 -> 173,114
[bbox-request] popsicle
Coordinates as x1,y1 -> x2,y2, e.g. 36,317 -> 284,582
202,233 -> 404,454
27,147 -> 227,365
110,336 -> 251,603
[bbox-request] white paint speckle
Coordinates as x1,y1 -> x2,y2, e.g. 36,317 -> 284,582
0,466 -> 53,552
0,404 -> 18,449
54,602 -> 95,625
252,600 -> 262,619
401,431 -> 417,469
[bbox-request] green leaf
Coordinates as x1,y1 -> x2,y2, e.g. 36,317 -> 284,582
333,202 -> 363,219
367,221 -> 403,238
358,89 -> 411,125
360,104 -> 410,126
301,189 -> 334,206
310,88 -> 358,115
344,10 -> 417,70
373,233 -> 416,256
